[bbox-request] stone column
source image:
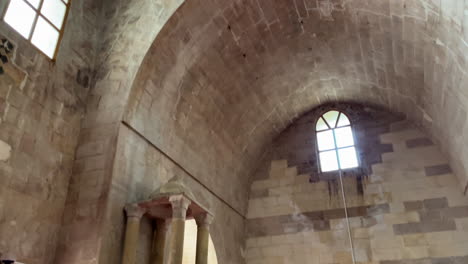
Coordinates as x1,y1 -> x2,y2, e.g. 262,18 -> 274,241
122,204 -> 146,264
194,213 -> 214,264
151,218 -> 171,264
168,195 -> 191,264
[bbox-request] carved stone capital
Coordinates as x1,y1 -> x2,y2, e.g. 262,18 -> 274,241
124,204 -> 146,219
169,195 -> 191,219
194,213 -> 214,229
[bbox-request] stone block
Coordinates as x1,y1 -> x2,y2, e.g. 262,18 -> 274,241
393,222 -> 423,235
442,206 -> 468,220
418,210 -> 442,222
401,246 -> 429,259
404,201 -> 424,211
428,243 -> 468,258
406,137 -> 434,148
425,165 -> 452,177
403,234 -> 428,247
423,198 -> 449,210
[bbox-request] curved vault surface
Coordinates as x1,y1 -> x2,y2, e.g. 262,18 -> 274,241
124,0 -> 468,213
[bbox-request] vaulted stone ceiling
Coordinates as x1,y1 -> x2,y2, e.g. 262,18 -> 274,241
125,0 -> 468,213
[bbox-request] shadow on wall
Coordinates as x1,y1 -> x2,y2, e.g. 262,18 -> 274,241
182,219 -> 218,264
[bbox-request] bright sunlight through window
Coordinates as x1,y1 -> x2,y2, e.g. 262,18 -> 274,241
3,0 -> 70,59
316,110 -> 358,172
183,219 -> 218,264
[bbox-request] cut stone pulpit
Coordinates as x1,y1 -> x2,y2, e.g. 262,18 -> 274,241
122,182 -> 213,264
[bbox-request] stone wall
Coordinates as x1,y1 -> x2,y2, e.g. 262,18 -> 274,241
96,124 -> 245,264
125,0 -> 468,218
0,0 -> 100,263
253,103 -> 404,182
2,0 -> 468,263
55,1 -> 185,263
246,107 -> 468,264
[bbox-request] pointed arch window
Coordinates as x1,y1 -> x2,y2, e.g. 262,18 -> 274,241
316,110 -> 358,172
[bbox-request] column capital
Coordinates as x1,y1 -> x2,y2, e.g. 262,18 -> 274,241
169,195 -> 191,219
125,204 -> 146,219
194,213 -> 214,229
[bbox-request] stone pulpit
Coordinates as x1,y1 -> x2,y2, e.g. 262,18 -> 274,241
122,182 -> 213,264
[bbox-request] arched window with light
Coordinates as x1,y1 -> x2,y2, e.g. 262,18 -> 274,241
316,110 -> 359,172
2,0 -> 70,59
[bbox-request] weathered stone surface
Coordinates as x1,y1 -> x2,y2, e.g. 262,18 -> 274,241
425,165 -> 452,177
126,0 -> 468,214
97,125 -> 245,264
246,108 -> 468,264
406,138 -> 434,149
1,1 -> 468,264
0,0 -> 100,262
247,203 -> 390,237
0,139 -> 11,161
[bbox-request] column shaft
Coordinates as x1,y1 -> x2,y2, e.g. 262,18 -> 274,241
195,213 -> 214,264
122,204 -> 145,264
151,219 -> 170,264
195,225 -> 210,264
167,195 -> 191,264
122,217 -> 141,264
168,218 -> 186,264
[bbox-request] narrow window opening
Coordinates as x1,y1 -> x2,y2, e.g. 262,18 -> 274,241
2,0 -> 70,59
316,110 -> 358,172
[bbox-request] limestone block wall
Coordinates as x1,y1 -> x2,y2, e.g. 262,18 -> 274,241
55,1 -> 185,263
125,0 -> 468,212
0,0 -> 100,263
96,124 -> 245,264
246,114 -> 468,263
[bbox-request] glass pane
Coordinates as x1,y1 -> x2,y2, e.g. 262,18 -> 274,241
31,17 -> 60,58
316,117 -> 329,131
41,0 -> 66,28
334,126 -> 355,148
317,130 -> 336,151
338,147 -> 358,169
323,111 -> 340,128
320,150 -> 339,172
4,0 -> 37,38
337,113 -> 350,127
25,0 -> 41,8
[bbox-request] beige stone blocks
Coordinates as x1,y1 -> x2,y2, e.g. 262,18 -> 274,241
401,246 -> 429,259
372,247 -> 402,261
247,126 -> 468,264
382,212 -> 420,225
428,243 -> 468,258
380,129 -> 424,144
246,231 -> 352,264
381,146 -> 448,168
402,234 -> 427,247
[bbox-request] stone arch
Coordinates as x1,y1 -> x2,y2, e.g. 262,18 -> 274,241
245,102 -> 468,264
124,0 -> 468,214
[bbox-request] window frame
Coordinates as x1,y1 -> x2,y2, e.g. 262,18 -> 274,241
1,0 -> 71,61
315,110 -> 360,173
